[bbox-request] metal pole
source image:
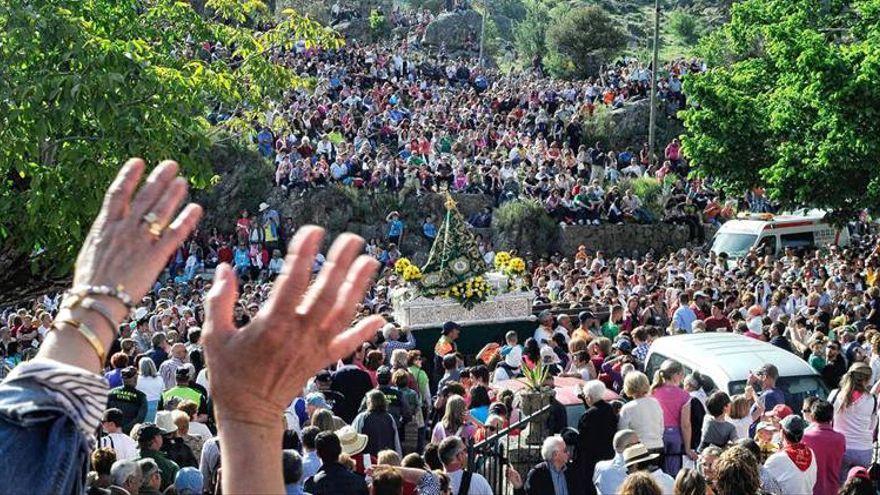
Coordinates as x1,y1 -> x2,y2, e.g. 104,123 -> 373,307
478,2 -> 486,67
648,0 -> 660,165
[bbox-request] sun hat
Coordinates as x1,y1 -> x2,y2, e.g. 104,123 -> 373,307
335,426 -> 368,456
623,443 -> 661,468
155,411 -> 178,434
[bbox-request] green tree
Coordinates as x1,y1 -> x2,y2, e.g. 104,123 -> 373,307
544,6 -> 627,79
667,9 -> 702,45
513,0 -> 550,65
0,0 -> 340,301
681,0 -> 880,217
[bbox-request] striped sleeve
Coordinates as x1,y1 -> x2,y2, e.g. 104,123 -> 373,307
4,359 -> 109,440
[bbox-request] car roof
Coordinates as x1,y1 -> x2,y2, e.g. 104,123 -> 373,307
491,376 -> 618,405
647,333 -> 818,386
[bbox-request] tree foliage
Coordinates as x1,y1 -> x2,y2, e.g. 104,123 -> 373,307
667,9 -> 702,45
682,0 -> 880,217
512,0 -> 550,64
0,0 -> 340,290
544,6 -> 627,79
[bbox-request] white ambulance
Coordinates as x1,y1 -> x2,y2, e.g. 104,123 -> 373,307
710,211 -> 850,259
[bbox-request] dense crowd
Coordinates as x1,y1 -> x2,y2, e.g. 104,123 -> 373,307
4,7 -> 880,495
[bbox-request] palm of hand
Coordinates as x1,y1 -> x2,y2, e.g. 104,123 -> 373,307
203,227 -> 385,425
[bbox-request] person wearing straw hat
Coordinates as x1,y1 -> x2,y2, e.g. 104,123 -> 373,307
622,442 -> 674,493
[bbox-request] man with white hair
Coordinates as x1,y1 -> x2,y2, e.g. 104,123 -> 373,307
593,429 -> 639,495
574,380 -> 617,495
110,459 -> 143,495
381,323 -> 416,362
508,435 -> 575,495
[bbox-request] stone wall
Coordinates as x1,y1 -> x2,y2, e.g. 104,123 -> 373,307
558,223 -> 692,257
257,188 -> 705,259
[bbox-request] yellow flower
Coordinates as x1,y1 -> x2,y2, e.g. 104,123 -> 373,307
466,290 -> 473,297
394,258 -> 411,274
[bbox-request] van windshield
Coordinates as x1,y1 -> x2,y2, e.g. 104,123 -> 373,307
728,375 -> 828,413
711,233 -> 758,257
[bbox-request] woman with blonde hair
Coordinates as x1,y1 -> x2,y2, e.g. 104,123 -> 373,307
673,468 -> 707,495
431,395 -> 474,443
618,371 -> 664,455
831,362 -> 877,478
650,359 -> 694,476
135,357 -> 164,422
619,471 -> 662,495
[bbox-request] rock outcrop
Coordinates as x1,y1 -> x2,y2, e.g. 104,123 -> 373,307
421,9 -> 482,50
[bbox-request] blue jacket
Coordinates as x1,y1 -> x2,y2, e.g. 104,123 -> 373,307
0,369 -> 95,494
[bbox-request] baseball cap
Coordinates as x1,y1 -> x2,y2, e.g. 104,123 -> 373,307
578,311 -> 595,323
121,366 -> 137,379
134,423 -> 165,442
769,404 -> 793,420
377,365 -> 392,380
442,321 -> 460,334
756,421 -> 777,432
174,467 -> 204,495
305,392 -> 329,409
175,366 -> 191,380
539,346 -> 560,365
780,414 -> 808,436
315,370 -> 332,383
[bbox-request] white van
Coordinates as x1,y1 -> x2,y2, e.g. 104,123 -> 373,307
644,333 -> 827,411
710,212 -> 849,259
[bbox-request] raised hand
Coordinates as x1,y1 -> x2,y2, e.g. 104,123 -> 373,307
202,226 -> 386,427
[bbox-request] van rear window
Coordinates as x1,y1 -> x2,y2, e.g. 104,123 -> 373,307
728,375 -> 828,413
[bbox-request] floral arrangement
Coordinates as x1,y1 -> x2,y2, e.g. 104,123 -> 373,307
493,251 -> 512,270
443,276 -> 492,310
504,257 -> 526,276
394,257 -> 423,282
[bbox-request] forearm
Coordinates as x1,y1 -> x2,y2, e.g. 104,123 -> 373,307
37,301 -> 125,373
218,420 -> 285,494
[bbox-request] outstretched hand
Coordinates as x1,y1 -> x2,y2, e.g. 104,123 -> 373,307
202,226 -> 386,427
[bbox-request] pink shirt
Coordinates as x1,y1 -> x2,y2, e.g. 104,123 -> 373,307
651,384 -> 690,428
802,423 -> 845,495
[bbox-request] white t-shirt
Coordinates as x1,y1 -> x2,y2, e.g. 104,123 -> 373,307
764,448 -> 817,495
98,432 -> 138,461
650,469 -> 675,495
136,375 -> 165,402
831,391 -> 877,451
728,416 -> 753,441
189,420 -> 214,439
618,397 -> 664,450
196,368 -> 210,394
446,469 -> 493,495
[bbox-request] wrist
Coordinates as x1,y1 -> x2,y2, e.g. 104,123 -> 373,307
58,306 -> 117,348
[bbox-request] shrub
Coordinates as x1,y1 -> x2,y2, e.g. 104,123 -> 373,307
492,199 -> 559,256
369,9 -> 389,40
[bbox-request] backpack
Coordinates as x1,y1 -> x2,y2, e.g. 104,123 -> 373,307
458,470 -> 473,495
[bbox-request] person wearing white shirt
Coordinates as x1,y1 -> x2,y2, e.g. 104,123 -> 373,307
622,443 -> 675,494
617,373 -> 664,452
764,415 -> 817,495
135,358 -> 165,423
594,429 -> 639,495
98,409 -> 139,461
440,436 -> 493,495
533,311 -> 555,346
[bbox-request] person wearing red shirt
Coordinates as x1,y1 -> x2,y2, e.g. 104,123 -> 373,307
704,302 -> 733,332
217,243 -> 233,265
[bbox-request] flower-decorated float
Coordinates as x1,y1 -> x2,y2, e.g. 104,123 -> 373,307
391,195 -> 533,328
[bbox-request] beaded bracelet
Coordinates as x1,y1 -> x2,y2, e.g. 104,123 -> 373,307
52,318 -> 106,363
66,284 -> 134,309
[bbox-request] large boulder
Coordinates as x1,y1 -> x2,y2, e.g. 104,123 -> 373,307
421,9 -> 482,50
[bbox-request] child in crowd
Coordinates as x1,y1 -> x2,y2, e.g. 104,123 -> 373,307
699,391 -> 737,451
499,331 -> 521,359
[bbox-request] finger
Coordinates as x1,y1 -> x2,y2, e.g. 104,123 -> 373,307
203,263 -> 238,345
321,255 -> 381,332
102,158 -> 145,221
149,177 -> 189,229
326,314 -> 386,361
157,203 -> 203,252
297,233 -> 364,316
129,160 -> 179,220
264,226 -> 324,317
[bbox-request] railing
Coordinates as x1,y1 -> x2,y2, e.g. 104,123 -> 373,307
466,404 -> 553,495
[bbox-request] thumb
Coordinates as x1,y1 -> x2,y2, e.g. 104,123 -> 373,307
204,263 -> 238,342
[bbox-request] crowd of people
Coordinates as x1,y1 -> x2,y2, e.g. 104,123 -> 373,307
5,5 -> 880,495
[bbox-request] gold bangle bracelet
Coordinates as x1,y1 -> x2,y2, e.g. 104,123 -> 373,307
52,318 -> 106,363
